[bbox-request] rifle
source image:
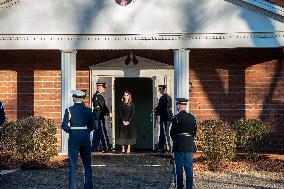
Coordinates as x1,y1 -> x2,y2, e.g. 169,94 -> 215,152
168,116 -> 177,188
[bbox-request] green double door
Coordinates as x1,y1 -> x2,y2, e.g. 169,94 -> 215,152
114,78 -> 153,150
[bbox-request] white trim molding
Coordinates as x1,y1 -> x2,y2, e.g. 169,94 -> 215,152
226,0 -> 284,22
0,32 -> 284,49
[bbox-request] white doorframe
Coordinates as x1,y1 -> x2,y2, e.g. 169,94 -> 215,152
152,76 -> 156,150
89,55 -> 174,150
111,77 -> 116,146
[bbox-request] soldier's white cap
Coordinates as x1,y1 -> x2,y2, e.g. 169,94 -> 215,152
71,89 -> 85,98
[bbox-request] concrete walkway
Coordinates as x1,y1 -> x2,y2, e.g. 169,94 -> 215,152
0,153 -> 173,189
0,153 -> 283,189
0,170 -> 17,175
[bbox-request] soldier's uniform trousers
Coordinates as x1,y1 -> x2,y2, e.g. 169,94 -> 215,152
174,152 -> 193,189
91,119 -> 109,152
158,121 -> 172,151
68,129 -> 93,189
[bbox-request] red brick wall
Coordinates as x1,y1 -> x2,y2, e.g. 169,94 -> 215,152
189,48 -> 284,150
1,49 -> 283,151
0,50 -> 62,146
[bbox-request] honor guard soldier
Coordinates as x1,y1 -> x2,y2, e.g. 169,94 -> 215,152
170,98 -> 197,189
91,81 -> 111,152
61,89 -> 95,189
0,100 -> 5,125
155,84 -> 173,152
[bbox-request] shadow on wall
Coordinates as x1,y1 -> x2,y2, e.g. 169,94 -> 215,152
259,58 -> 284,143
190,49 -> 246,122
239,3 -> 284,143
17,67 -> 34,118
73,0 -> 106,48
181,1 -> 284,148
0,50 -> 60,119
190,48 -> 283,128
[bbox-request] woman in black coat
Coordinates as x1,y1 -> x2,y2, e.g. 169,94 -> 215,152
117,91 -> 136,154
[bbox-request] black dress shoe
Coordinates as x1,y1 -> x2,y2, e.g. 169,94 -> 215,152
108,145 -> 113,151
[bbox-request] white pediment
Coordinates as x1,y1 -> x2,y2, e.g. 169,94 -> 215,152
1,0 -> 284,48
226,0 -> 284,22
1,0 -> 284,34
90,55 -> 173,71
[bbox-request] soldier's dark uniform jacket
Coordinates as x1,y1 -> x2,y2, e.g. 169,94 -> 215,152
155,93 -> 173,121
62,103 -> 95,147
92,91 -> 109,120
170,110 -> 197,152
0,101 -> 5,125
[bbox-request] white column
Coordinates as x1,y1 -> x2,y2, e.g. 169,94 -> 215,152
174,49 -> 190,113
60,50 -> 77,155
